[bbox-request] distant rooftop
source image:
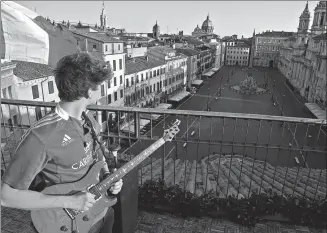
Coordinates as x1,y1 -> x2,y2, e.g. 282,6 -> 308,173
72,31 -> 122,43
256,30 -> 295,37
125,56 -> 166,75
149,46 -> 176,54
13,60 -> 54,81
185,38 -> 205,45
176,48 -> 200,56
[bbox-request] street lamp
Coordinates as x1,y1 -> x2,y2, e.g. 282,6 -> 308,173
281,94 -> 286,116
206,76 -> 211,111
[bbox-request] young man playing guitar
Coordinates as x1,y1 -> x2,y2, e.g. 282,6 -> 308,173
1,52 -> 123,233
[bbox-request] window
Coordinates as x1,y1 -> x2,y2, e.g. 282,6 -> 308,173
119,59 -> 122,70
131,77 -> 134,85
101,84 -> 105,96
118,44 -> 121,50
35,107 -> 42,120
108,94 -> 112,104
320,12 -> 325,26
2,88 -> 7,98
153,70 -> 156,77
114,77 -> 117,86
48,81 -> 54,94
114,92 -> 117,101
153,84 -> 155,92
141,74 -> 144,81
32,85 -> 39,99
126,79 -> 129,87
120,89 -> 123,98
93,44 -> 97,50
108,80 -> 111,88
157,70 -> 159,76
120,75 -> 123,85
150,86 -> 152,93
146,72 -> 148,80
105,45 -> 108,51
136,75 -> 139,83
8,86 -> 13,99
113,60 -> 116,71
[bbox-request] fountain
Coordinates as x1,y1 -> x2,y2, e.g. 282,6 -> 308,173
230,72 -> 267,95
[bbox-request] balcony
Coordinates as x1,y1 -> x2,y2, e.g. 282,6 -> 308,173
1,99 -> 327,230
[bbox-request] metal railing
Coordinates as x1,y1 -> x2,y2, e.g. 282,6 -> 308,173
1,99 -> 326,201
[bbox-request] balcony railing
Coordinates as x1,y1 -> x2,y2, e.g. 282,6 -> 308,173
1,99 -> 326,201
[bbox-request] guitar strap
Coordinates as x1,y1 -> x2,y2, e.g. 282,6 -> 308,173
82,111 -> 109,165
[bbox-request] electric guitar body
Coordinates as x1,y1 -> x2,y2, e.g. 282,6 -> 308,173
31,161 -> 116,233
31,119 -> 181,233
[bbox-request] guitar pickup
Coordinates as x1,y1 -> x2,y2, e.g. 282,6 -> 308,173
64,208 -> 77,220
87,184 -> 102,201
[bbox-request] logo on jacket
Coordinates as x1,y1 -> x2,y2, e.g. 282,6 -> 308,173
61,134 -> 72,147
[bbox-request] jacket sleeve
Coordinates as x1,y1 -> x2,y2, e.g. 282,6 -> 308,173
1,130 -> 49,190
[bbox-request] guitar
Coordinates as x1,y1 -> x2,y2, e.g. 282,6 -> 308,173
31,119 -> 181,233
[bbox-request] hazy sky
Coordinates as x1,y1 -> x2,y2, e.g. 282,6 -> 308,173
17,1 -> 320,38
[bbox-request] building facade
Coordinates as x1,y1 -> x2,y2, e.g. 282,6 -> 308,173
147,46 -> 188,96
124,57 -> 166,107
225,41 -> 250,66
278,1 -> 327,108
253,30 -> 294,67
176,48 -> 199,88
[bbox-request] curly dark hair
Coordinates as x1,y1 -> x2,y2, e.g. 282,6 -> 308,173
54,52 -> 113,101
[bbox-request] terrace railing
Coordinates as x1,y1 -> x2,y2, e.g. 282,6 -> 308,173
1,98 -> 326,201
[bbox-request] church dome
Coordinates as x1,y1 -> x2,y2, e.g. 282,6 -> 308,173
201,14 -> 214,32
194,24 -> 201,32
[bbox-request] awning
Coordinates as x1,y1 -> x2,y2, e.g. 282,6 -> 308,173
203,71 -> 214,77
120,119 -> 150,134
140,103 -> 172,120
168,91 -> 190,102
156,103 -> 172,109
192,79 -> 204,86
305,103 -> 326,120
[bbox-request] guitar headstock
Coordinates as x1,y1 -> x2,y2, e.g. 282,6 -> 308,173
163,119 -> 181,142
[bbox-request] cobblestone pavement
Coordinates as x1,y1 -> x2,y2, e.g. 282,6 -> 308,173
1,206 -> 326,233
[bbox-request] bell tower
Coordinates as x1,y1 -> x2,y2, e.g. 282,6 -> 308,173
100,1 -> 107,30
311,1 -> 327,35
298,1 -> 310,34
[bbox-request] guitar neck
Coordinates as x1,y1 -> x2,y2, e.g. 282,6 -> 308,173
96,137 -> 166,194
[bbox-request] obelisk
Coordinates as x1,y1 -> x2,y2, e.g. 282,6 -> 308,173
249,29 -> 255,68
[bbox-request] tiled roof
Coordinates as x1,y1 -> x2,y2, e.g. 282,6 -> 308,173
72,31 -> 122,43
256,31 -> 295,37
149,46 -> 175,54
176,48 -> 200,56
125,57 -> 165,75
313,33 -> 327,41
119,35 -> 151,42
186,38 -> 204,45
13,60 -> 54,81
